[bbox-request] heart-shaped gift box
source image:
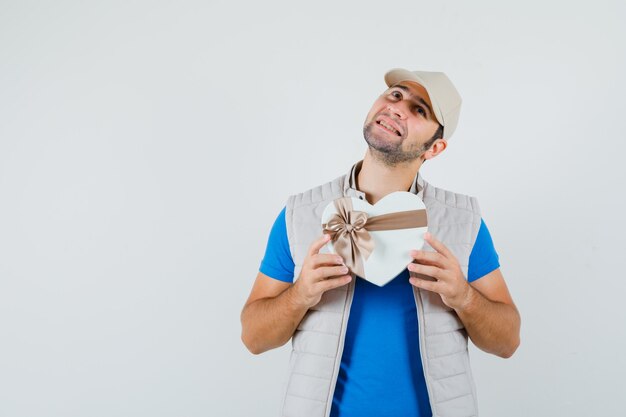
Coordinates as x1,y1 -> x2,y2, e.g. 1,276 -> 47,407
320,191 -> 428,287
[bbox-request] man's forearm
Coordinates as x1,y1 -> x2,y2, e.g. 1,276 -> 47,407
456,286 -> 521,358
240,286 -> 309,355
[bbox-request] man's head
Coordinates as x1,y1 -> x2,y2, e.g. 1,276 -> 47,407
362,68 -> 462,167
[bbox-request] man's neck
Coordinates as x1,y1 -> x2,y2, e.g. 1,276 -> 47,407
356,151 -> 423,205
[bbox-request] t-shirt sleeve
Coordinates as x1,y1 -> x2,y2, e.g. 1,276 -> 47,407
259,207 -> 296,283
467,218 -> 500,282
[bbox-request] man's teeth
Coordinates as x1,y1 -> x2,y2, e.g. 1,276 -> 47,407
379,120 -> 399,135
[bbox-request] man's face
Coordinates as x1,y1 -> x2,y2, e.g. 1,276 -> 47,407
363,81 -> 442,165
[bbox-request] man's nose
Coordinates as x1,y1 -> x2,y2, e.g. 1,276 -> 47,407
386,104 -> 406,120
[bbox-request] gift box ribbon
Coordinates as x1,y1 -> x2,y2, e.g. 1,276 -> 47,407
321,197 -> 427,277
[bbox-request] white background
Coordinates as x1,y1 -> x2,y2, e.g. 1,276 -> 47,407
1,1 -> 624,416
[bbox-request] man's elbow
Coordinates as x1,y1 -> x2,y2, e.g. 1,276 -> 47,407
240,310 -> 261,354
498,336 -> 520,359
241,325 -> 283,355
241,330 -> 266,355
240,304 -> 261,354
499,307 -> 521,358
241,330 -> 289,355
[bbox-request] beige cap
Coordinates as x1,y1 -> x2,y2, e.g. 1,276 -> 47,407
384,68 -> 462,140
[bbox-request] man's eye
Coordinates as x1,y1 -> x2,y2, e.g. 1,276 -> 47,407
414,106 -> 426,116
391,91 -> 402,99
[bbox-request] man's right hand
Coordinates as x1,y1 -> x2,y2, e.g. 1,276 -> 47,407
292,234 -> 353,309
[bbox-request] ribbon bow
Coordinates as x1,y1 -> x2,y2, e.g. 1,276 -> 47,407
322,199 -> 374,278
322,197 -> 427,278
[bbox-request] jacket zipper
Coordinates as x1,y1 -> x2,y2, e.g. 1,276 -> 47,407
414,287 -> 437,416
325,274 -> 356,417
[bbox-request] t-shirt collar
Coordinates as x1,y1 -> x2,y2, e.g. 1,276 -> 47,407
345,160 -> 424,198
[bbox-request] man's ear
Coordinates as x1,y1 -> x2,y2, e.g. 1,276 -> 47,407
424,139 -> 448,161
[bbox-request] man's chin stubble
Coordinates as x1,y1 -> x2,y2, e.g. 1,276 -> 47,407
363,124 -> 425,167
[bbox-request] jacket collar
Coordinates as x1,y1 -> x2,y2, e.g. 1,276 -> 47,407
343,160 -> 425,200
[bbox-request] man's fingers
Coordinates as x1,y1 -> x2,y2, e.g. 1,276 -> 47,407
313,265 -> 350,281
409,275 -> 440,292
310,253 -> 345,268
424,232 -> 453,259
317,274 -> 352,292
307,234 -> 332,257
409,249 -> 446,268
407,262 -> 442,280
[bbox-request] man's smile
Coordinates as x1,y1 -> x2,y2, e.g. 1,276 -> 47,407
375,115 -> 402,137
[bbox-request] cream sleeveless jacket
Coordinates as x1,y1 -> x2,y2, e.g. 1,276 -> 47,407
280,161 -> 482,417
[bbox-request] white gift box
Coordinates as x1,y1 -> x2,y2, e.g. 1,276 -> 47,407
320,191 -> 428,287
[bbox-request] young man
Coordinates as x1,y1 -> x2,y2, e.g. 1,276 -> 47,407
241,68 -> 521,417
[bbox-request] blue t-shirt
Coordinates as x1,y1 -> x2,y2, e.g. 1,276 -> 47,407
260,207 -> 500,417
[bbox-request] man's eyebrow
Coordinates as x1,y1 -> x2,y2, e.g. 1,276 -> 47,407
393,84 -> 433,116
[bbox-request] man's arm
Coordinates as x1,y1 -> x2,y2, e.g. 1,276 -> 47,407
240,273 -> 308,355
408,233 -> 521,359
456,268 -> 520,358
240,234 -> 352,355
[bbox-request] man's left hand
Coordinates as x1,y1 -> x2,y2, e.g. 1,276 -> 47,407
407,232 -> 472,311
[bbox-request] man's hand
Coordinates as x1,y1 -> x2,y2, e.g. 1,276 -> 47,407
407,232 -> 521,358
407,232 -> 471,311
240,234 -> 352,354
292,234 -> 353,308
